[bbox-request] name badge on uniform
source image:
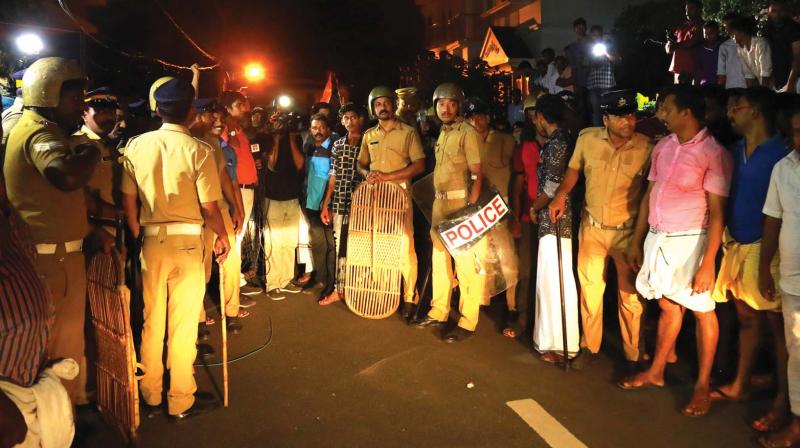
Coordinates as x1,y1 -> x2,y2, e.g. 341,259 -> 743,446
250,143 -> 260,153
369,141 -> 379,145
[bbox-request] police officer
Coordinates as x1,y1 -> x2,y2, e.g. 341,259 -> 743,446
548,89 -> 652,371
395,87 -> 421,127
464,96 -> 520,326
3,57 -> 100,403
72,88 -> 123,241
358,86 -> 426,320
121,78 -> 230,421
412,83 -> 486,343
189,98 -> 248,334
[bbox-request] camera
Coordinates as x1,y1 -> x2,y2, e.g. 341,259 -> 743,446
270,111 -> 302,134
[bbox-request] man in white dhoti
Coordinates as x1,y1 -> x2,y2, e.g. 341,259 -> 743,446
619,85 -> 732,419
528,94 -> 579,364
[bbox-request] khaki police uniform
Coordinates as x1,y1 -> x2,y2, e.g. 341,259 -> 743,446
569,127 -> 652,361
428,120 -> 487,331
477,129 -> 519,307
358,119 -> 424,303
121,123 -> 222,415
199,132 -> 241,319
3,109 -> 91,403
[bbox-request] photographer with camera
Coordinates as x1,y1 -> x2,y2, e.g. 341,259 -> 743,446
587,25 -> 621,126
262,108 -> 307,300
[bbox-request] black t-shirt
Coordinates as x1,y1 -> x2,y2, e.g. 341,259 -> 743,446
766,19 -> 800,87
265,134 -> 303,201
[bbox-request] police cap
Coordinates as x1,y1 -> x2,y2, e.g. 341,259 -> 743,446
154,78 -> 194,106
600,89 -> 637,116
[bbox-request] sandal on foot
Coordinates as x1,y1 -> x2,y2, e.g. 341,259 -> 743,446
540,352 -> 565,364
205,316 -> 215,326
502,327 -> 517,338
318,292 -> 342,306
237,309 -> 250,319
753,412 -> 790,433
682,394 -> 712,417
709,387 -> 747,402
617,376 -> 664,390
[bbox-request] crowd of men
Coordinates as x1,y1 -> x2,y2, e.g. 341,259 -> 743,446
2,1 -> 800,447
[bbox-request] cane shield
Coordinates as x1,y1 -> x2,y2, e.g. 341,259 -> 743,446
87,251 -> 140,442
344,181 -> 409,319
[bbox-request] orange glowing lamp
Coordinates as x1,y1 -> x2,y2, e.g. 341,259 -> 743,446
244,63 -> 266,82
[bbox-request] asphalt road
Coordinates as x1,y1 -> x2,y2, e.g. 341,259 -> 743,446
76,286 -> 770,448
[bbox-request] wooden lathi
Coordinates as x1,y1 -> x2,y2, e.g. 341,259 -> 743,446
344,181 -> 409,319
87,252 -> 140,442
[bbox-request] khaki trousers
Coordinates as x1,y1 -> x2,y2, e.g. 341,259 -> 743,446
428,228 -> 488,331
263,198 -> 301,290
37,250 -> 86,404
400,200 -> 418,303
201,209 -> 241,319
140,232 -> 205,415
577,220 -> 644,361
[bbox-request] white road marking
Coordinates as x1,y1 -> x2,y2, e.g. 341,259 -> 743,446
507,399 -> 588,448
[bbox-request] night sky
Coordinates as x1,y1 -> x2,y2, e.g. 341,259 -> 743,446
8,0 -> 426,103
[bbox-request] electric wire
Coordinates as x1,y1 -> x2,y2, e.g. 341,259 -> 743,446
151,0 -> 219,62
195,315 -> 273,367
57,0 -> 218,70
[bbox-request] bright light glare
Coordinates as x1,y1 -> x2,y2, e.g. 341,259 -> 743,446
244,63 -> 265,82
592,43 -> 607,57
278,95 -> 292,108
16,33 -> 44,55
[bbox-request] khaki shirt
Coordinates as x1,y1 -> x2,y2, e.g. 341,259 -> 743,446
568,127 -> 653,227
3,109 -> 90,243
358,119 -> 424,178
431,120 -> 481,223
121,123 -> 222,226
72,125 -> 116,207
478,130 -> 515,198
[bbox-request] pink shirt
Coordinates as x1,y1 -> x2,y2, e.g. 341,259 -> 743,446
648,128 -> 732,232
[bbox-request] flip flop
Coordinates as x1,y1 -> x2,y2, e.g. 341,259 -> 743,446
709,387 -> 747,402
502,327 -> 517,338
682,394 -> 712,417
758,432 -> 800,448
753,411 -> 790,433
617,377 -> 664,391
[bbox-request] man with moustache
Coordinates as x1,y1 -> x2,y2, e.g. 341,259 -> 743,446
548,90 -> 653,372
413,83 -> 485,343
358,86 -> 425,320
190,98 -> 249,334
3,57 -> 100,403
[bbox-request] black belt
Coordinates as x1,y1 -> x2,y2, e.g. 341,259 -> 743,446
240,183 -> 257,189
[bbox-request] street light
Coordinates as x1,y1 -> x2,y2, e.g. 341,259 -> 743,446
244,63 -> 265,82
16,33 -> 44,55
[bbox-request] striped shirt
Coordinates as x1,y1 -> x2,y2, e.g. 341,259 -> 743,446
0,202 -> 54,387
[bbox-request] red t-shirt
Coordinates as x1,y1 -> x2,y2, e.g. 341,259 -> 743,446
670,20 -> 703,74
513,140 -> 540,222
222,126 -> 258,185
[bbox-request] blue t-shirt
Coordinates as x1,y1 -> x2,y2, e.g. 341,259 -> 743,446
728,135 -> 790,243
305,137 -> 332,211
221,139 -> 238,184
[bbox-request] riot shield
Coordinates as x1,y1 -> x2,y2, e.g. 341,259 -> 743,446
411,175 -> 518,298
344,181 -> 409,319
87,250 -> 140,442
